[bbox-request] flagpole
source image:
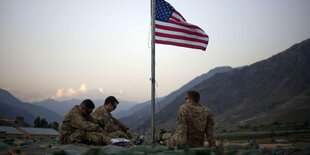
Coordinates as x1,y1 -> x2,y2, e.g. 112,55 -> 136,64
151,0 -> 156,143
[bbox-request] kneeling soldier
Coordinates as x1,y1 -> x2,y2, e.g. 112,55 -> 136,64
59,99 -> 113,145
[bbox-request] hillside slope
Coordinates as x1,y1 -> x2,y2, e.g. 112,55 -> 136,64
120,66 -> 233,130
139,38 -> 310,129
0,89 -> 63,125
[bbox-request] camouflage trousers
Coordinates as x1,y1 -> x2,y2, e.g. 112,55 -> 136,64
156,128 -> 175,148
61,129 -> 119,145
106,125 -> 133,139
156,128 -> 216,148
109,131 -> 129,139
109,130 -> 137,143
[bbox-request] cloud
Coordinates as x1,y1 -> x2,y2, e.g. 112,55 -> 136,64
78,83 -> 87,92
51,83 -> 88,100
66,88 -> 77,96
50,83 -> 125,100
52,88 -> 76,99
52,88 -> 64,99
2,87 -> 11,91
98,88 -> 104,94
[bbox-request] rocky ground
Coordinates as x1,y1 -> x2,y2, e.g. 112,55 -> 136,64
0,138 -> 309,155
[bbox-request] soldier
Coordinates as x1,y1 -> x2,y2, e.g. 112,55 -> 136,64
92,96 -> 134,140
156,90 -> 216,148
59,99 -> 113,145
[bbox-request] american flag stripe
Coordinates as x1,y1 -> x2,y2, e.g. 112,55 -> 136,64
155,0 -> 209,51
156,35 -> 208,47
155,39 -> 207,50
169,20 -> 205,31
155,21 -> 208,38
155,27 -> 208,50
156,32 -> 208,44
169,11 -> 185,22
155,29 -> 208,42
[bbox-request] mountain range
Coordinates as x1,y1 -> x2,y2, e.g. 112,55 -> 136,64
119,66 -> 233,130
0,89 -> 137,125
33,98 -> 137,117
137,38 -> 310,130
0,89 -> 62,125
0,65 -> 232,128
1,38 -> 309,131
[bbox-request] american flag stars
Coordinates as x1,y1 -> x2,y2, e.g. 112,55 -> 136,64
155,0 -> 174,22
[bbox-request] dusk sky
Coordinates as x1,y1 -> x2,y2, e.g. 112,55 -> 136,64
1,0 -> 310,103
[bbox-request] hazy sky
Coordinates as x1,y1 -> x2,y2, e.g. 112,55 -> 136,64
0,0 -> 310,103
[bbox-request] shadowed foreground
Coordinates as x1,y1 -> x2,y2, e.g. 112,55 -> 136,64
1,138 -> 309,155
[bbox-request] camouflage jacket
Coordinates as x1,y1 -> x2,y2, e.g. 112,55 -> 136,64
172,103 -> 215,147
59,105 -> 102,143
92,105 -> 128,133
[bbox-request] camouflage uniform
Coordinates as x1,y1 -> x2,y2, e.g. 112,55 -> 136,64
59,105 -> 113,145
92,105 -> 132,139
158,103 -> 215,148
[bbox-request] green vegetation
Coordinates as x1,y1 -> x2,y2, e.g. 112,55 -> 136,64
34,116 -> 59,131
215,121 -> 310,144
234,121 -> 310,132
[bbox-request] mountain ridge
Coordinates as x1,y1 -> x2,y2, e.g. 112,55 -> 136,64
0,89 -> 63,125
138,38 -> 310,130
120,66 -> 233,130
34,98 -> 138,117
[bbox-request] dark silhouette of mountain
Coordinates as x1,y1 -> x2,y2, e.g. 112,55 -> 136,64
108,99 -> 138,117
113,99 -> 155,119
33,99 -> 80,117
118,100 -> 155,129
0,102 -> 35,125
119,66 -> 233,130
34,98 -> 137,117
139,38 -> 310,130
0,89 -> 63,125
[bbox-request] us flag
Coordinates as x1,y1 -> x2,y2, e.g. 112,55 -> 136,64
155,0 -> 209,51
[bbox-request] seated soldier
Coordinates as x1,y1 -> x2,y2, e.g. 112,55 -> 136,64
92,96 -> 136,141
59,99 -> 113,145
156,90 -> 216,148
